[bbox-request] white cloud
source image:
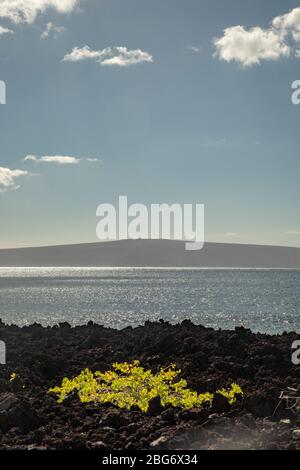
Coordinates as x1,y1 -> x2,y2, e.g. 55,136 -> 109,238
86,158 -> 102,163
40,22 -> 65,39
0,0 -> 80,24
0,166 -> 28,191
24,155 -> 80,165
285,230 -> 300,235
186,45 -> 202,53
213,6 -> 300,67
23,155 -> 38,162
63,45 -> 101,62
24,155 -> 101,165
214,25 -> 290,67
0,25 -> 14,35
202,138 -> 227,148
224,232 -> 238,237
63,45 -> 153,67
272,7 -> 300,36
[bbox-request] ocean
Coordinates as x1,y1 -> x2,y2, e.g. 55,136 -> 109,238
0,268 -> 299,334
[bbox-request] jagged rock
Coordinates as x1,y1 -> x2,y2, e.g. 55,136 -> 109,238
150,435 -> 170,449
211,394 -> 231,413
27,444 -> 47,450
88,440 -> 107,449
292,429 -> 300,439
0,393 -> 41,434
147,396 -> 164,416
100,411 -> 128,429
0,321 -> 299,450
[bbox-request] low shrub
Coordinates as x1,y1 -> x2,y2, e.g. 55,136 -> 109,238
49,361 -> 243,413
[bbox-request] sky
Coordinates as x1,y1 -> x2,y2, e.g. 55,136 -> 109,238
0,0 -> 300,249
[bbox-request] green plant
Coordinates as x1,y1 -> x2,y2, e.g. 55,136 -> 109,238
9,372 -> 17,382
49,361 -> 243,413
216,383 -> 244,404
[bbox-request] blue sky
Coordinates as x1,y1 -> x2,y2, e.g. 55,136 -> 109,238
0,0 -> 300,248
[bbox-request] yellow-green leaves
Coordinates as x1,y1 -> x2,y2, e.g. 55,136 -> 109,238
216,383 -> 244,404
9,372 -> 17,382
49,361 -> 243,412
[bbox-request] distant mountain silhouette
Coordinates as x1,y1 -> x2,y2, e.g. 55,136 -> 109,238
0,240 -> 300,268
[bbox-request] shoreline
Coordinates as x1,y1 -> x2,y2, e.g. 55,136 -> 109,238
0,320 -> 299,450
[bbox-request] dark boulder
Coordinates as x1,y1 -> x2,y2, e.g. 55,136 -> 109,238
0,393 -> 41,434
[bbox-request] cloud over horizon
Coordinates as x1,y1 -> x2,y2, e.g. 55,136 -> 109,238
63,45 -> 153,67
0,166 -> 28,191
285,230 -> 300,236
214,6 -> 300,67
24,155 -> 102,165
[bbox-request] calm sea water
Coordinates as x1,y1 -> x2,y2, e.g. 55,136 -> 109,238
0,268 -> 299,334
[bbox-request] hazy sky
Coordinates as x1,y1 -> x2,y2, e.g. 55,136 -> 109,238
1,0 -> 300,248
